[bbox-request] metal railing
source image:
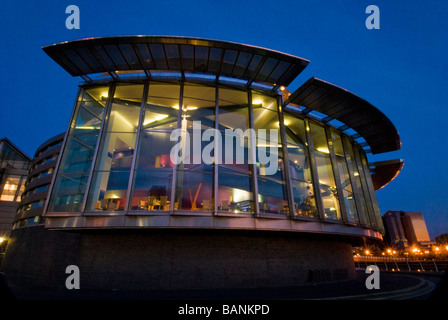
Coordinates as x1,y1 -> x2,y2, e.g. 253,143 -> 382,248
354,256 -> 448,273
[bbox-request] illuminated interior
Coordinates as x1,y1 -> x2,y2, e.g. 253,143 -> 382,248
46,80 -> 383,229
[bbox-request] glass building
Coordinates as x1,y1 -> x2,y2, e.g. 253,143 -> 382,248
41,36 -> 402,239
1,36 -> 404,295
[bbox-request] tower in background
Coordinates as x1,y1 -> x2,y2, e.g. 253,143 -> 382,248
383,210 -> 431,249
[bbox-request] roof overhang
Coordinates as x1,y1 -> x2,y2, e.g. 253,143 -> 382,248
285,77 -> 401,155
42,35 -> 310,88
370,159 -> 404,190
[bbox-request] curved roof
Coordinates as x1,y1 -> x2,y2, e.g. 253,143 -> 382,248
285,77 -> 401,154
42,35 -> 309,87
43,36 -> 401,156
370,159 -> 404,190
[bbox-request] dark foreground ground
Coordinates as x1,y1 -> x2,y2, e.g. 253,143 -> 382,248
1,270 -> 446,301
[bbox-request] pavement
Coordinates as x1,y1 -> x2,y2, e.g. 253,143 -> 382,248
1,270 -> 446,301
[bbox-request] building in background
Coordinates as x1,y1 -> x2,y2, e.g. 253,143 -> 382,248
1,36 -> 404,296
0,138 -> 31,238
383,210 -> 432,249
12,133 -> 64,229
0,138 -> 31,266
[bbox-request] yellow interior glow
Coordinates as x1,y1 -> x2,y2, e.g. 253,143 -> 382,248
317,147 -> 330,154
143,114 -> 169,126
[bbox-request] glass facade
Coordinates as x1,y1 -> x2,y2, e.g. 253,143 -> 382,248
46,80 -> 384,232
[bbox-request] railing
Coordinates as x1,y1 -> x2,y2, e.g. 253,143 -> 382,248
354,256 -> 448,273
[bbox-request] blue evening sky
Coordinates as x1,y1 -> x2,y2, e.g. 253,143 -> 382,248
1,0 -> 447,238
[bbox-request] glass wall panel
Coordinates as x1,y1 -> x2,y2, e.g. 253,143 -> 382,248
283,113 -> 317,217
86,84 -> 144,211
47,173 -> 89,212
252,92 -> 288,215
143,83 -> 180,130
0,143 -> 30,170
352,146 -> 377,228
310,122 -> 341,221
217,87 -> 254,213
359,149 -> 384,231
174,84 -> 215,211
331,131 -> 358,223
344,139 -> 369,225
47,86 -> 107,212
131,83 -> 180,211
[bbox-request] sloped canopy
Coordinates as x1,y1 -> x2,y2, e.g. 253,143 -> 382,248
285,77 -> 401,154
370,159 -> 404,190
42,36 -> 309,87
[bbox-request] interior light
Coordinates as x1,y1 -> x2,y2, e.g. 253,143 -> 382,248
113,111 -> 135,130
0,237 -> 5,243
317,147 -> 330,154
252,99 -> 263,105
76,126 -> 96,130
143,114 -> 169,126
182,106 -> 198,111
354,172 -> 359,176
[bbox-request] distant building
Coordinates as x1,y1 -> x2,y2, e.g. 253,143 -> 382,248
12,133 -> 64,229
0,138 -> 31,238
383,210 -> 431,249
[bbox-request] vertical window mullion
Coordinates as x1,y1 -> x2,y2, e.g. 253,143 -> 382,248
170,83 -> 184,212
247,90 -> 260,215
277,97 -> 294,218
213,85 -> 219,215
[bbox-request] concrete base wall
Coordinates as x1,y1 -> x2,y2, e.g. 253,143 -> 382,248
1,226 -> 356,296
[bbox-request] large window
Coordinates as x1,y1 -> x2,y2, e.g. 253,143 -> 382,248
217,87 -> 254,213
331,131 -> 358,223
344,139 -> 369,225
86,84 -> 143,211
283,113 -> 317,217
47,86 -> 107,212
310,122 -> 341,221
0,175 -> 25,202
130,83 -> 180,212
46,80 -> 384,232
252,92 -> 288,215
174,83 -> 215,212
